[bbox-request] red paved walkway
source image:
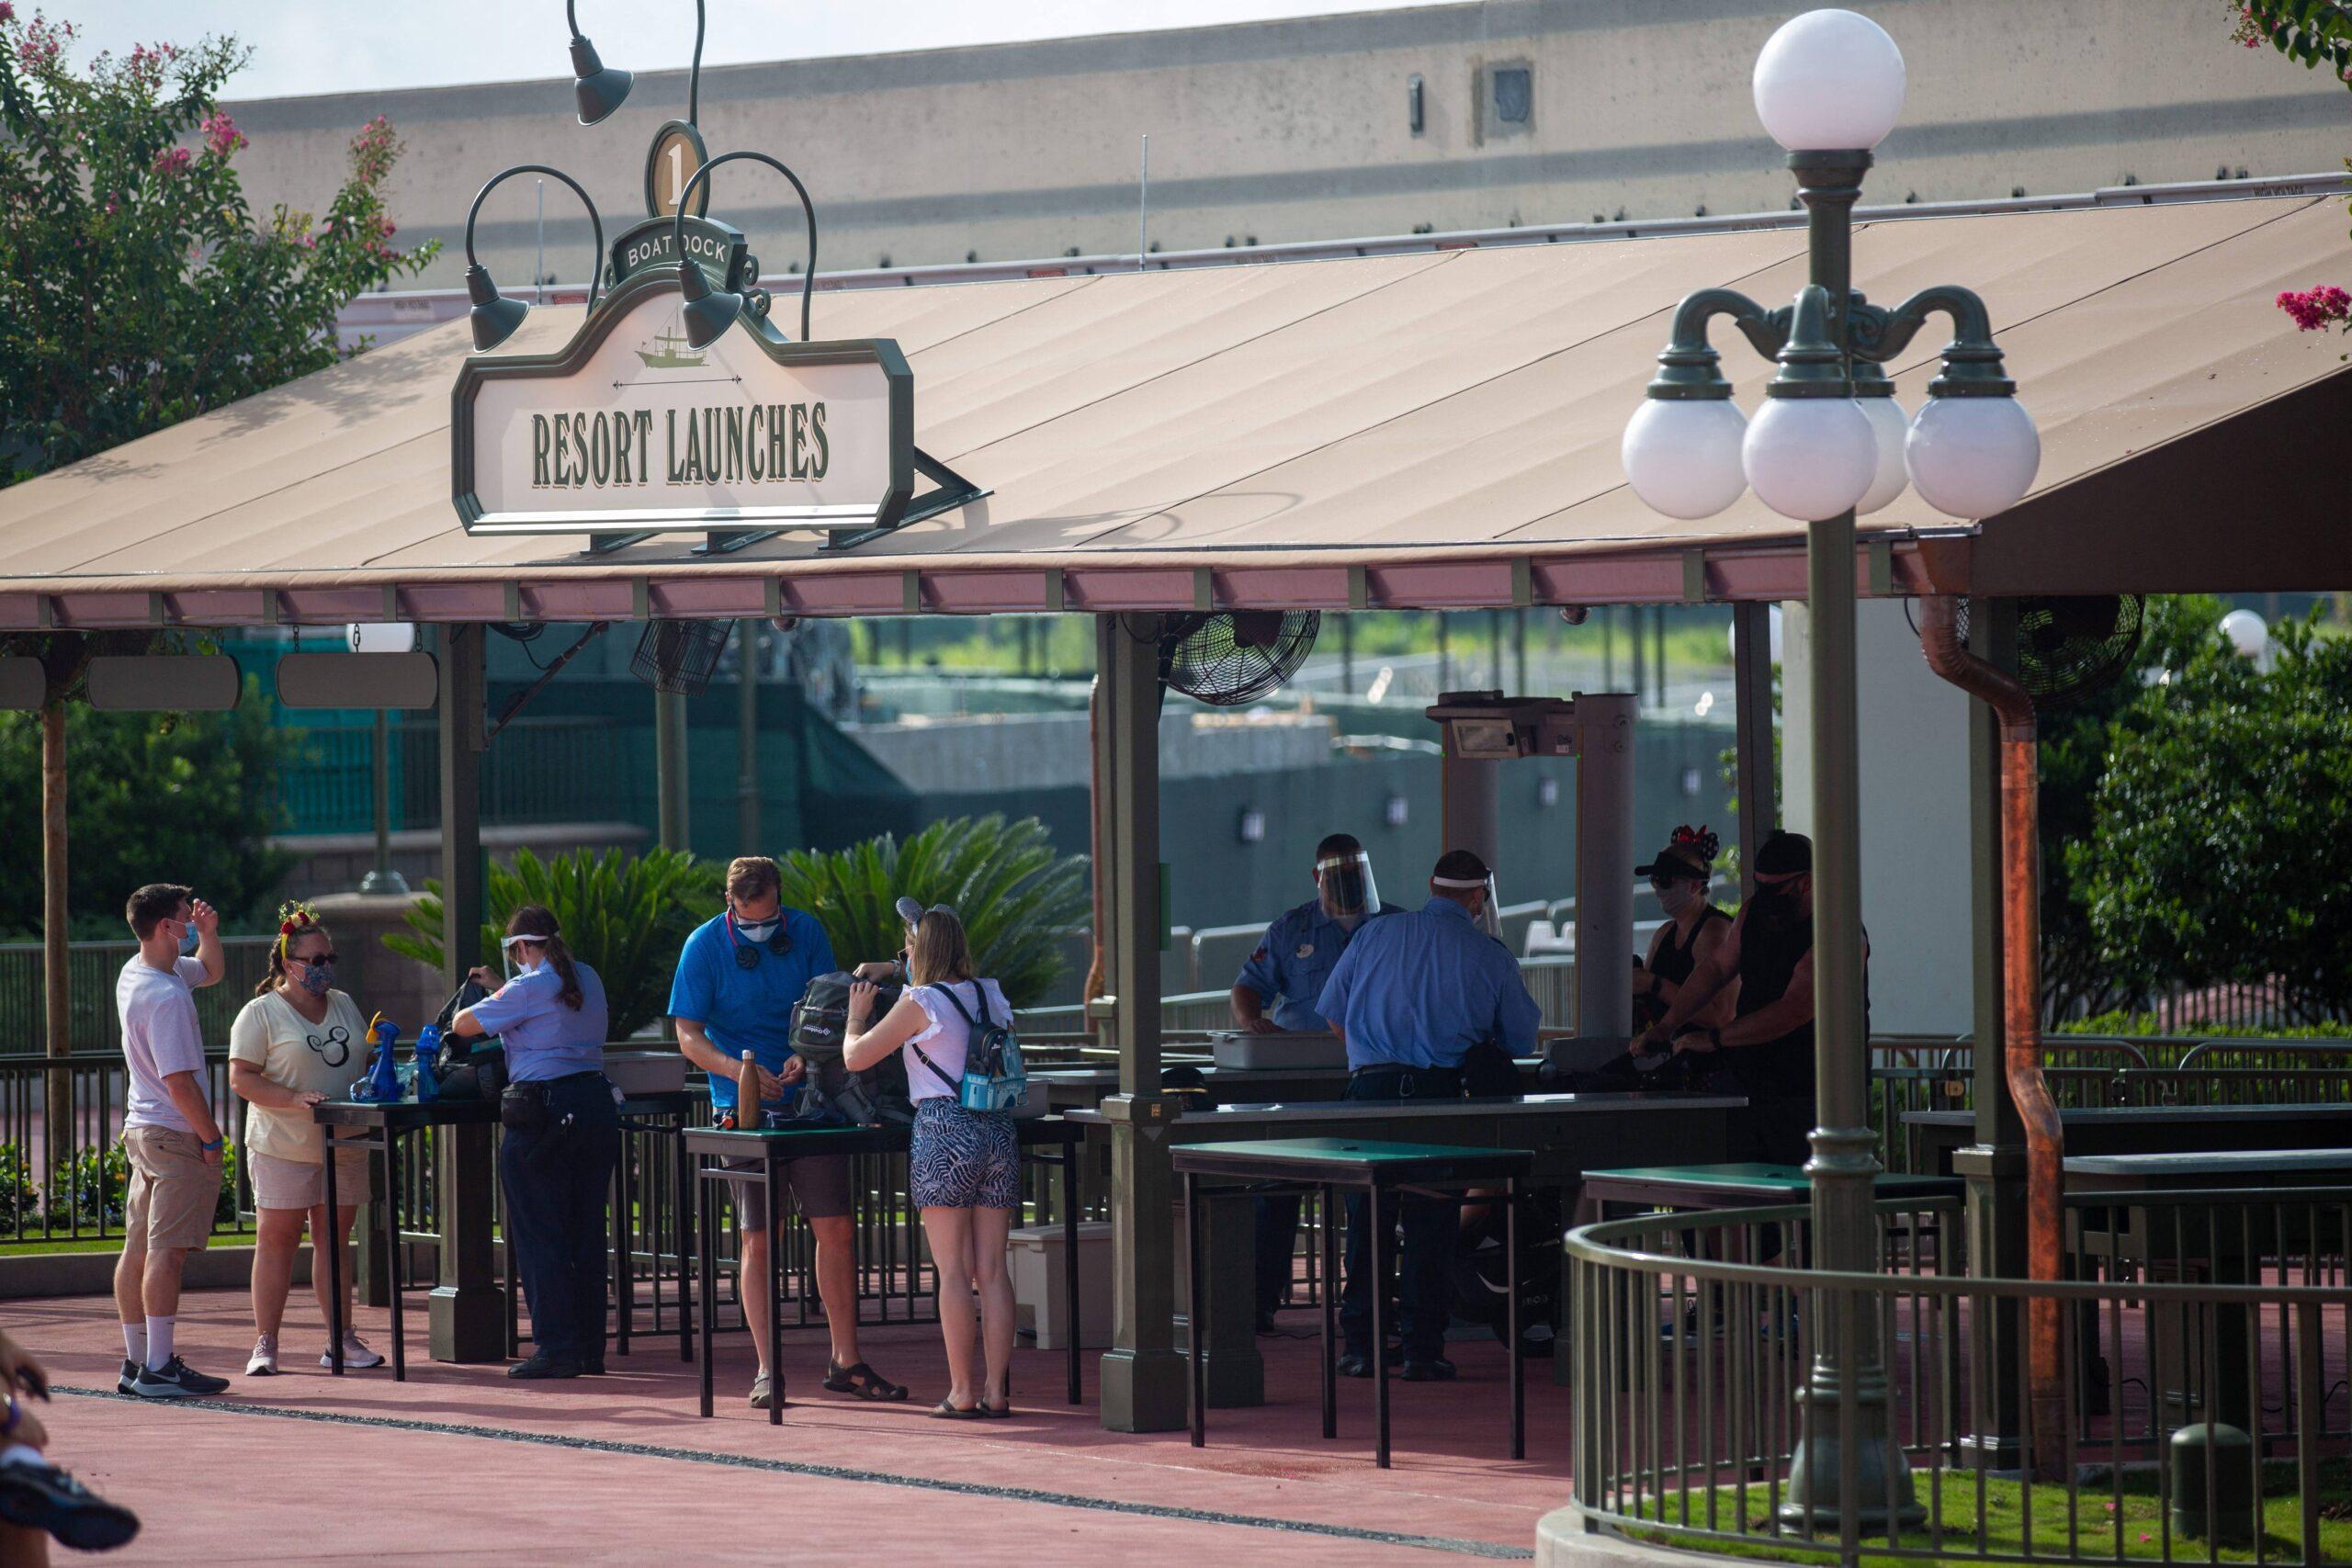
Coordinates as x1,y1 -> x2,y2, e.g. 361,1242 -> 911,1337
18,1287 -> 1563,1564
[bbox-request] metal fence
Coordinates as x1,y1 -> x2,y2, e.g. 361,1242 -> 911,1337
0,938 -> 279,1055
0,1049 -> 255,1242
1568,1189 -> 2350,1566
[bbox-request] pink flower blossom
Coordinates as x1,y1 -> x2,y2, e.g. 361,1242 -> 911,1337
152,146 -> 192,178
2278,285 -> 2352,333
0,5 -> 17,24
200,110 -> 243,157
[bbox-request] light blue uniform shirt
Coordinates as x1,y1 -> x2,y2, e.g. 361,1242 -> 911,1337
1234,898 -> 1404,1032
1316,897 -> 1542,1071
470,961 -> 610,1082
666,908 -> 837,1111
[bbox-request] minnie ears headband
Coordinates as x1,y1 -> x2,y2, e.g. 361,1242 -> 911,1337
1669,825 -> 1721,863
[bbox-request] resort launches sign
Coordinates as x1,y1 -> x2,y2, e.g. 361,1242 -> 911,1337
451,270 -> 914,541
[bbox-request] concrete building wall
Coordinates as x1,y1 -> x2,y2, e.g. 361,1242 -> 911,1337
227,1 -> 2351,293
1781,598 -> 1973,1038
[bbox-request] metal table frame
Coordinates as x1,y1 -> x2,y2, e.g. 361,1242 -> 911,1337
1170,1136 -> 1533,1470
318,1097 -> 501,1381
686,1117 -> 1085,1424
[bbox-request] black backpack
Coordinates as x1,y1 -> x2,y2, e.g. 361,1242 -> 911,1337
785,971 -> 915,1126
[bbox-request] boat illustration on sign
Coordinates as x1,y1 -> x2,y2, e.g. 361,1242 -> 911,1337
635,321 -> 706,369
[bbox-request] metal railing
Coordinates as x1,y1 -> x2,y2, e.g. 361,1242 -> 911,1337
1568,1188 -> 2350,1566
0,939 -> 279,1055
0,1049 -> 254,1243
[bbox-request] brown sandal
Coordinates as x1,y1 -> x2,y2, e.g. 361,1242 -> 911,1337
824,1359 -> 908,1402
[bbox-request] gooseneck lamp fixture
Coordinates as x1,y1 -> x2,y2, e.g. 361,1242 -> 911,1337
1615,7 -> 2046,1535
566,0 -> 705,126
462,165 -> 605,353
672,150 -> 820,348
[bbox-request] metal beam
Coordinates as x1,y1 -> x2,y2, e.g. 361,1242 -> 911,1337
656,687 -> 690,852
736,620 -> 761,850
1094,612 -> 1187,1434
429,622 -> 506,1362
1731,600 -> 1779,897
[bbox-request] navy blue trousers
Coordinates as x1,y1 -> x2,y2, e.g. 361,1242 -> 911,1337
497,1074 -> 620,1363
1338,1067 -> 1462,1361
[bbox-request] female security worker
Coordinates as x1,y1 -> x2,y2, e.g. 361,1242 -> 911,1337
450,905 -> 616,1380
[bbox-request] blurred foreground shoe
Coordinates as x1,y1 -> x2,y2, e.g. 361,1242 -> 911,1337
0,1455 -> 141,1551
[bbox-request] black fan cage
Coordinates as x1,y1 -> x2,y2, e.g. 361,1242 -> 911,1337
1951,595 -> 2144,707
1159,610 -> 1320,706
631,618 -> 736,697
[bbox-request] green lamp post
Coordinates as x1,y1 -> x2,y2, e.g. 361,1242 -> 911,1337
460,164 -> 605,352
565,0 -> 705,127
1620,6 -> 2041,1537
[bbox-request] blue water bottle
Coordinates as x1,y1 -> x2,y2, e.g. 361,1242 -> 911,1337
413,1024 -> 440,1103
361,1015 -> 402,1103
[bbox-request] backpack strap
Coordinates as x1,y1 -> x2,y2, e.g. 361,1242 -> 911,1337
905,983 -> 979,1095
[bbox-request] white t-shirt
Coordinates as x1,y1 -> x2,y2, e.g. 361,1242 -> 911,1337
903,978 -> 1012,1101
120,955 -> 209,1134
229,988 -> 371,1163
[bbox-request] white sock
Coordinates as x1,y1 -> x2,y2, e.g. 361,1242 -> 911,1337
144,1316 -> 175,1371
122,1322 -> 147,1365
0,1444 -> 41,1471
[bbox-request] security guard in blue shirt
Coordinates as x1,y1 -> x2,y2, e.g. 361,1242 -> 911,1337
1230,834 -> 1400,1328
1315,848 -> 1541,1378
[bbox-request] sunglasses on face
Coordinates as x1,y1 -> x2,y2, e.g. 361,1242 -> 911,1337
289,951 -> 337,965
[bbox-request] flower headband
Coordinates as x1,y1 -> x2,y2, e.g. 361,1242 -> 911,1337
275,899 -> 322,960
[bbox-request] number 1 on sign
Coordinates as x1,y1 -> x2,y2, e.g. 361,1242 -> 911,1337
667,142 -> 684,208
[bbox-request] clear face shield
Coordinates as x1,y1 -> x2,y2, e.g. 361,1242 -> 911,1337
1314,850 -> 1379,926
1432,871 -> 1503,941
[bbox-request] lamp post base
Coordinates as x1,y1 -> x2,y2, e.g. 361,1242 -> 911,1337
1778,1406 -> 1928,1537
357,869 -> 410,896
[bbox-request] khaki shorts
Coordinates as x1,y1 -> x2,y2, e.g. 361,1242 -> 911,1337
123,1126 -> 217,1252
249,1147 -> 372,1211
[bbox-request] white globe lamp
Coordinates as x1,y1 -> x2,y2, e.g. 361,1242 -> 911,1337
2220,608 -> 2268,660
1724,604 -> 1787,663
1623,398 -> 1749,520
1742,397 -> 1877,522
1905,394 -> 2041,518
1753,9 -> 1908,152
1854,395 -> 1911,514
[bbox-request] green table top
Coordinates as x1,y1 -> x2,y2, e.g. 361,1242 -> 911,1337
1582,1162 -> 1962,1195
1177,1136 -> 1533,1166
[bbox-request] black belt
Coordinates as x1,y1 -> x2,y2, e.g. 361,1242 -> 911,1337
520,1069 -> 608,1089
1350,1064 -> 1463,1097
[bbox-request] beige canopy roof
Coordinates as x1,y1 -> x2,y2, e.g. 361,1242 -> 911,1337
2,189 -> 2345,630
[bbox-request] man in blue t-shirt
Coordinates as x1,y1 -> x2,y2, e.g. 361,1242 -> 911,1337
670,856 -> 902,1408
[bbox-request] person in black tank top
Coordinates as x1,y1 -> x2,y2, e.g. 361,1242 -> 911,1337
1633,826 -> 1736,1037
1636,831 -> 1868,1166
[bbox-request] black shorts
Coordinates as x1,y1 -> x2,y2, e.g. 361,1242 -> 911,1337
723,1153 -> 854,1230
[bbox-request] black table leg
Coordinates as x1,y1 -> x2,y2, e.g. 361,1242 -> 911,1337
1367,1182 -> 1388,1470
324,1128 -> 345,1378
614,1138 -> 632,1358
1187,1171 -> 1205,1449
765,1152 -> 783,1427
697,1166 -> 717,1418
1506,1174 -> 1523,1461
1061,1149 -> 1080,1405
677,1127 -> 694,1364
1319,1182 -> 1337,1440
385,1126 -> 406,1382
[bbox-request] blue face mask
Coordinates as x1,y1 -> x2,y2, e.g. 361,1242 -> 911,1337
178,922 -> 200,957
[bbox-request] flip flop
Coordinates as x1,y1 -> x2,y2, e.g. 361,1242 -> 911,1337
978,1399 -> 1013,1419
824,1359 -> 909,1402
931,1399 -> 986,1419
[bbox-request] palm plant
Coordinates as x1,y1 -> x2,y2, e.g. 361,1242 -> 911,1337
383,846 -> 723,1040
775,815 -> 1087,1008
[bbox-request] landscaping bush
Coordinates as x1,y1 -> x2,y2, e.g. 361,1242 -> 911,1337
0,1141 -> 34,1237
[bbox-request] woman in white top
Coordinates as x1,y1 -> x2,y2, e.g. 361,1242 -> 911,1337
845,908 -> 1018,1418
226,905 -> 382,1375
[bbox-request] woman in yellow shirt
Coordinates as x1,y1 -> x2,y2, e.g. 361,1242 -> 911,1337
227,906 -> 381,1376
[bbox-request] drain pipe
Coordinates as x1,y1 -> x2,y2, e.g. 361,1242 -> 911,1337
1917,596 -> 2067,1475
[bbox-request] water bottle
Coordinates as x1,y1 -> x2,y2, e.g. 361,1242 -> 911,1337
362,1015 -> 402,1103
413,1024 -> 441,1103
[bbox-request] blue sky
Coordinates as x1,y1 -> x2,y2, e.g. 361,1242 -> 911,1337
56,2 -> 1434,100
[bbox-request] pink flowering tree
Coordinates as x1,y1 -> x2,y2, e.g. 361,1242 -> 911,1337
0,10 -> 437,483
2231,4 -> 2352,333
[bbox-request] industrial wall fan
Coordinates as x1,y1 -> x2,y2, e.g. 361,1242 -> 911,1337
1946,595 -> 2145,707
1157,610 -> 1320,706
632,618 -> 736,697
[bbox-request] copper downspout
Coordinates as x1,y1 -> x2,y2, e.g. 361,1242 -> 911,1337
1917,596 -> 2067,1475
1083,673 -> 1108,1008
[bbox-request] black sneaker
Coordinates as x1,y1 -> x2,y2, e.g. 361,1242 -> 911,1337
0,1457 -> 141,1551
130,1357 -> 228,1399
1401,1357 -> 1457,1382
505,1352 -> 582,1381
115,1359 -> 140,1395
1336,1352 -> 1375,1379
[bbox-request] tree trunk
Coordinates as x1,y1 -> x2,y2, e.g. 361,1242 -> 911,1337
41,700 -> 69,1182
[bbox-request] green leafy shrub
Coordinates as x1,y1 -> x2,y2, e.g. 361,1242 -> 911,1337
42,1141 -> 126,1229
0,1142 -> 34,1236
384,847 -> 723,1040
775,815 -> 1088,1010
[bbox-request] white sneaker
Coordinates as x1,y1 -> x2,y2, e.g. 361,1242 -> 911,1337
322,1332 -> 385,1371
245,1334 -> 280,1376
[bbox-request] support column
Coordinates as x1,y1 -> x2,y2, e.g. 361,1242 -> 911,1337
1571,694 -> 1635,1045
736,621 -> 761,851
1094,614 -> 1187,1433
1440,753 -> 1500,870
1732,602 -> 1779,899
1955,597 -> 2029,1467
40,700 -> 67,1182
656,685 -> 690,852
430,623 -> 506,1362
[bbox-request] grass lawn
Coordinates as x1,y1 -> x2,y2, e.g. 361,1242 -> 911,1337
0,1222 -> 251,1258
1627,1461 -> 2351,1565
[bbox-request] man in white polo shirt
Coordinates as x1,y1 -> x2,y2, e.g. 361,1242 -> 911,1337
111,884 -> 232,1399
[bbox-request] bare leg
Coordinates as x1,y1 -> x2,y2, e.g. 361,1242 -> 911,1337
251,1208 -> 304,1337
738,1222 -> 772,1377
305,1204 -> 360,1334
920,1206 -> 978,1408
141,1249 -> 186,1320
112,1237 -> 145,1345
0,1518 -> 51,1568
970,1204 -> 1016,1408
808,1213 -> 862,1368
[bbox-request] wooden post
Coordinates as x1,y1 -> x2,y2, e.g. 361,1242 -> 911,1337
40,700 -> 68,1182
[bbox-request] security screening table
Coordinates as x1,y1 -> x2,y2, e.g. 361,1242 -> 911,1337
1169,1136 -> 1534,1471
1577,1163 -> 1963,1224
685,1117 -> 1087,1424
317,1096 -> 502,1380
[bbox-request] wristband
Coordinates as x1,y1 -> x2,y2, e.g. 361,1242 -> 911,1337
2,1393 -> 18,1436
200,1137 -> 224,1153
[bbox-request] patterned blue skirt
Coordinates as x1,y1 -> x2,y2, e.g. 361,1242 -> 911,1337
910,1098 -> 1019,1211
